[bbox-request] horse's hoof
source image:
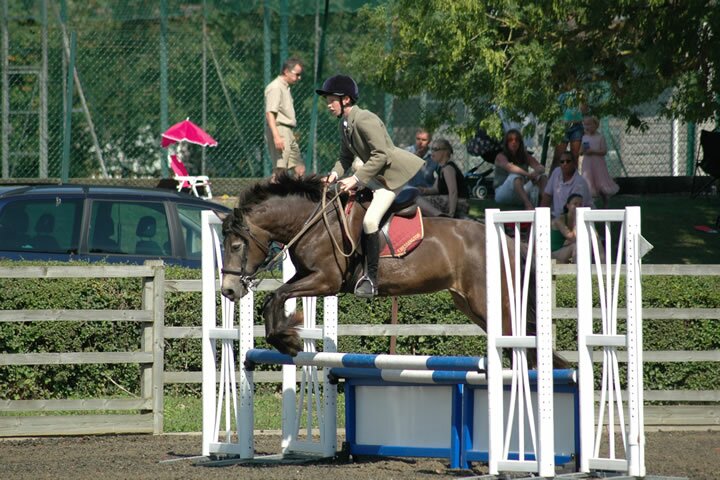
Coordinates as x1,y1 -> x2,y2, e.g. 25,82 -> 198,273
286,336 -> 303,357
267,332 -> 304,357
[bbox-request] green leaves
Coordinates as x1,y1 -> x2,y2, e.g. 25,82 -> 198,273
350,0 -> 720,129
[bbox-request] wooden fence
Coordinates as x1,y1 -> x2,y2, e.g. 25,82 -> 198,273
0,262 -> 165,436
1,263 -> 719,436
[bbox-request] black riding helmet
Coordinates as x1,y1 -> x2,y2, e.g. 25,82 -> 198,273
315,74 -> 359,102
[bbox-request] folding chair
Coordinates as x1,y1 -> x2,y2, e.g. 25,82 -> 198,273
691,129 -> 720,198
169,154 -> 213,199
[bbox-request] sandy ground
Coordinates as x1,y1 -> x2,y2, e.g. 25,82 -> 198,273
0,430 -> 715,479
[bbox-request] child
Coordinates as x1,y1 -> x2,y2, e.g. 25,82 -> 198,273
551,193 -> 583,264
580,116 -> 619,208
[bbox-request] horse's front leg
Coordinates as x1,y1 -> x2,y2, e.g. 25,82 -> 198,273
262,291 -> 303,356
263,272 -> 340,356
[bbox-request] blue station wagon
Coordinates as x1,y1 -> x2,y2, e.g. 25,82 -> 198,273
0,184 -> 231,268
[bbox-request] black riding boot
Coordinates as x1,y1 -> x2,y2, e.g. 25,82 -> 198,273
355,231 -> 380,298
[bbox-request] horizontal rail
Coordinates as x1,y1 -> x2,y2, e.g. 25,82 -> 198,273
558,350 -> 720,362
0,309 -> 153,323
553,263 -> 720,276
0,265 -> 158,278
165,278 -> 282,292
166,265 -> 720,294
0,398 -> 153,412
329,367 -> 576,386
553,307 -> 720,320
0,352 -> 154,366
0,414 -> 154,436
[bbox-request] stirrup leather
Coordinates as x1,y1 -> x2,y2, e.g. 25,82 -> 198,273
354,275 -> 377,298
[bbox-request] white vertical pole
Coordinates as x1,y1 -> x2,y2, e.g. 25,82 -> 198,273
485,209 -> 503,475
201,211 -> 217,457
624,207 -> 645,477
323,295 -> 338,457
671,119 -> 680,176
575,207 -> 594,473
238,290 -> 255,459
534,207 -> 555,477
281,255 -> 297,450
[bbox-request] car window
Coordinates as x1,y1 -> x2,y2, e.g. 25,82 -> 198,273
176,204 -> 207,260
0,198 -> 82,253
90,201 -> 170,257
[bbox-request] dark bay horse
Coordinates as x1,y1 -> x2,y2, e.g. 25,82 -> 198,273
220,175 -> 563,366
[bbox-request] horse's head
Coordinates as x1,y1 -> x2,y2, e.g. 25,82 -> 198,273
219,174 -> 335,301
219,208 -> 271,301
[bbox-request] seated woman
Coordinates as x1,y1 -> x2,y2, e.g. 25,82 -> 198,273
415,138 -> 469,218
493,129 -> 547,209
551,193 -> 582,264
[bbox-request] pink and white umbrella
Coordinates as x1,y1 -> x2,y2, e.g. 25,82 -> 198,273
161,118 -> 218,148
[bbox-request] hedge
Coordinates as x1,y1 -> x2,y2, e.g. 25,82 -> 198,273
1,261 -> 719,399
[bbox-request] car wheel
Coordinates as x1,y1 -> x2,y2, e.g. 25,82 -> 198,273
474,185 -> 488,200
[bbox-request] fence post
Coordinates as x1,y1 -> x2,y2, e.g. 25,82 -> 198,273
143,260 -> 165,434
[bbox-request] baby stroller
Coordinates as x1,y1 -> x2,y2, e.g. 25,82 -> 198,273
465,127 -> 502,199
464,163 -> 494,199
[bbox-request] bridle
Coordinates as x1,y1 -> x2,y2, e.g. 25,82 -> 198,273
220,183 -> 357,289
220,223 -> 271,290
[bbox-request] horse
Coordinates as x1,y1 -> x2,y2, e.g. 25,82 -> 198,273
219,174 -> 566,367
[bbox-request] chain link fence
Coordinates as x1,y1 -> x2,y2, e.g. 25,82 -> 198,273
2,1 -> 716,192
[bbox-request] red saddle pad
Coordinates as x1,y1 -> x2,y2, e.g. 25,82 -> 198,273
380,207 -> 424,258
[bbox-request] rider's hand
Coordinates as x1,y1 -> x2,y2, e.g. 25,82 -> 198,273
338,175 -> 358,193
322,172 -> 338,184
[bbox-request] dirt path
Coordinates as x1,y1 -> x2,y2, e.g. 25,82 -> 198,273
1,431 -> 715,479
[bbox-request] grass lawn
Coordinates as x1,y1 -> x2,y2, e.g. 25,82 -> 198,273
470,193 -> 720,264
164,394 -> 345,433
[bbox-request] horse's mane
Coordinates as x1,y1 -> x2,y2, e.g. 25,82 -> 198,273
223,173 -> 328,236
237,173 -> 326,214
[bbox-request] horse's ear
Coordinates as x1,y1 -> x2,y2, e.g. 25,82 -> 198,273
215,211 -> 228,222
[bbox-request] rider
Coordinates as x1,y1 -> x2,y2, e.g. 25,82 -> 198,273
316,74 -> 424,298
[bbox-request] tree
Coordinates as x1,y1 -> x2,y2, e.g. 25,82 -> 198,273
348,0 -> 720,134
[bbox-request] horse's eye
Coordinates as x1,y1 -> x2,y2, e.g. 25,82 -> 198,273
231,241 -> 243,253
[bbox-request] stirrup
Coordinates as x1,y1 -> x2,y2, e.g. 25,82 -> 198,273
354,275 -> 377,299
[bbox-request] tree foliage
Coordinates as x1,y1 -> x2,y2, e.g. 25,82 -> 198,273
349,0 -> 720,131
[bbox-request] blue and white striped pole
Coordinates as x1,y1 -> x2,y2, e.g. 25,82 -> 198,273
245,349 -> 486,372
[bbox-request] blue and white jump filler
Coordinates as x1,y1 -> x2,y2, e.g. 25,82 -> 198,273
200,206 -> 645,478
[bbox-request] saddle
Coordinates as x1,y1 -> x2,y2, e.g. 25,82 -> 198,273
353,187 -> 424,258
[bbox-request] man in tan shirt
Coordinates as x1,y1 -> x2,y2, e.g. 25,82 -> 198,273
264,57 -> 306,179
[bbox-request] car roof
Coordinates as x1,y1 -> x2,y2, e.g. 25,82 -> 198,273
0,184 -> 231,211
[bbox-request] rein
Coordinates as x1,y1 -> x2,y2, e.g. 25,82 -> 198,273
221,183 -> 357,286
322,184 -> 357,258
